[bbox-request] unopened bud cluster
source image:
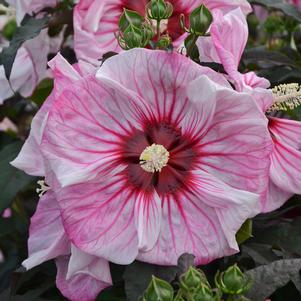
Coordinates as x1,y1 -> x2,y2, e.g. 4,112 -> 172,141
116,0 -> 213,52
143,264 -> 253,301
116,9 -> 154,50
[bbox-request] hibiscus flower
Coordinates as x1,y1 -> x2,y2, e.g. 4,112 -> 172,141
13,48 -> 272,269
73,0 -> 252,63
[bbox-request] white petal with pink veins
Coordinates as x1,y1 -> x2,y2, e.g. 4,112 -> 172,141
134,190 -> 162,252
138,190 -> 230,266
42,76 -> 150,186
269,117 -> 301,150
56,254 -> 111,301
22,191 -> 70,270
198,88 -> 272,205
11,54 -> 92,176
56,175 -> 139,264
270,139 -> 301,195
67,245 -> 112,284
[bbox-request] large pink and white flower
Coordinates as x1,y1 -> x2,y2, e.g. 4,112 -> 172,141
197,7 -> 301,212
12,49 -> 272,267
73,0 -> 252,63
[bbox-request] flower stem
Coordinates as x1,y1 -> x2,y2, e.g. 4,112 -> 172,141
186,34 -> 198,58
157,20 -> 161,41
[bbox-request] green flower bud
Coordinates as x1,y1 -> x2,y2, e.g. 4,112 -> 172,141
215,264 -> 253,295
180,266 -> 209,293
119,9 -> 144,32
156,35 -> 172,49
147,0 -> 173,21
117,22 -> 154,50
143,276 -> 174,301
194,283 -> 221,301
123,25 -> 144,48
189,4 -> 212,36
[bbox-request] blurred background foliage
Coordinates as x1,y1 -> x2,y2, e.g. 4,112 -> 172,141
1,0 -> 301,300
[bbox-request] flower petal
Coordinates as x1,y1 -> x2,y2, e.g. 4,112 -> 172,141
22,191 -> 70,270
66,245 -> 112,284
198,88 -> 272,204
42,75 -> 150,186
270,139 -> 301,194
210,8 -> 248,78
56,253 -> 111,301
11,54 -> 86,176
74,0 -> 121,63
263,181 -> 292,213
134,190 -> 162,252
137,189 -> 231,265
97,49 -> 229,131
56,174 -> 138,264
186,170 -> 259,250
269,117 -> 301,150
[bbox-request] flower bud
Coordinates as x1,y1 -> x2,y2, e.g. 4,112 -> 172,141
194,283 -> 221,301
189,4 -> 212,36
156,35 -> 172,49
143,276 -> 174,301
180,266 -> 209,293
119,9 -> 144,32
147,0 -> 173,21
215,264 -> 252,295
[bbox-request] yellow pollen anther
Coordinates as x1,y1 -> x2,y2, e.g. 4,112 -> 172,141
268,83 -> 301,113
140,143 -> 169,173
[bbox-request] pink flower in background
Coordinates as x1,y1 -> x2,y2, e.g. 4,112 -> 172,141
73,0 -> 252,63
2,208 -> 12,218
14,48 -> 272,267
197,8 -> 270,94
289,0 -> 301,11
0,31 -> 50,104
6,0 -> 59,24
0,118 -> 17,132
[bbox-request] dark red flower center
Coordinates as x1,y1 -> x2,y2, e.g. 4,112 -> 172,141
121,121 -> 197,195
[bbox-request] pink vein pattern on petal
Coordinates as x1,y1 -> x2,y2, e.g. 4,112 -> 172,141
42,75 -> 151,186
56,253 -> 111,301
56,174 -> 139,264
198,88 -> 272,201
22,191 -> 70,270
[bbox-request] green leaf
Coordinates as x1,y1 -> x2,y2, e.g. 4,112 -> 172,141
249,0 -> 301,22
0,141 -> 34,214
30,78 -> 54,106
123,261 -> 178,301
242,47 -> 298,67
0,15 -> 49,80
236,219 -> 253,245
245,259 -> 301,300
252,217 -> 301,256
